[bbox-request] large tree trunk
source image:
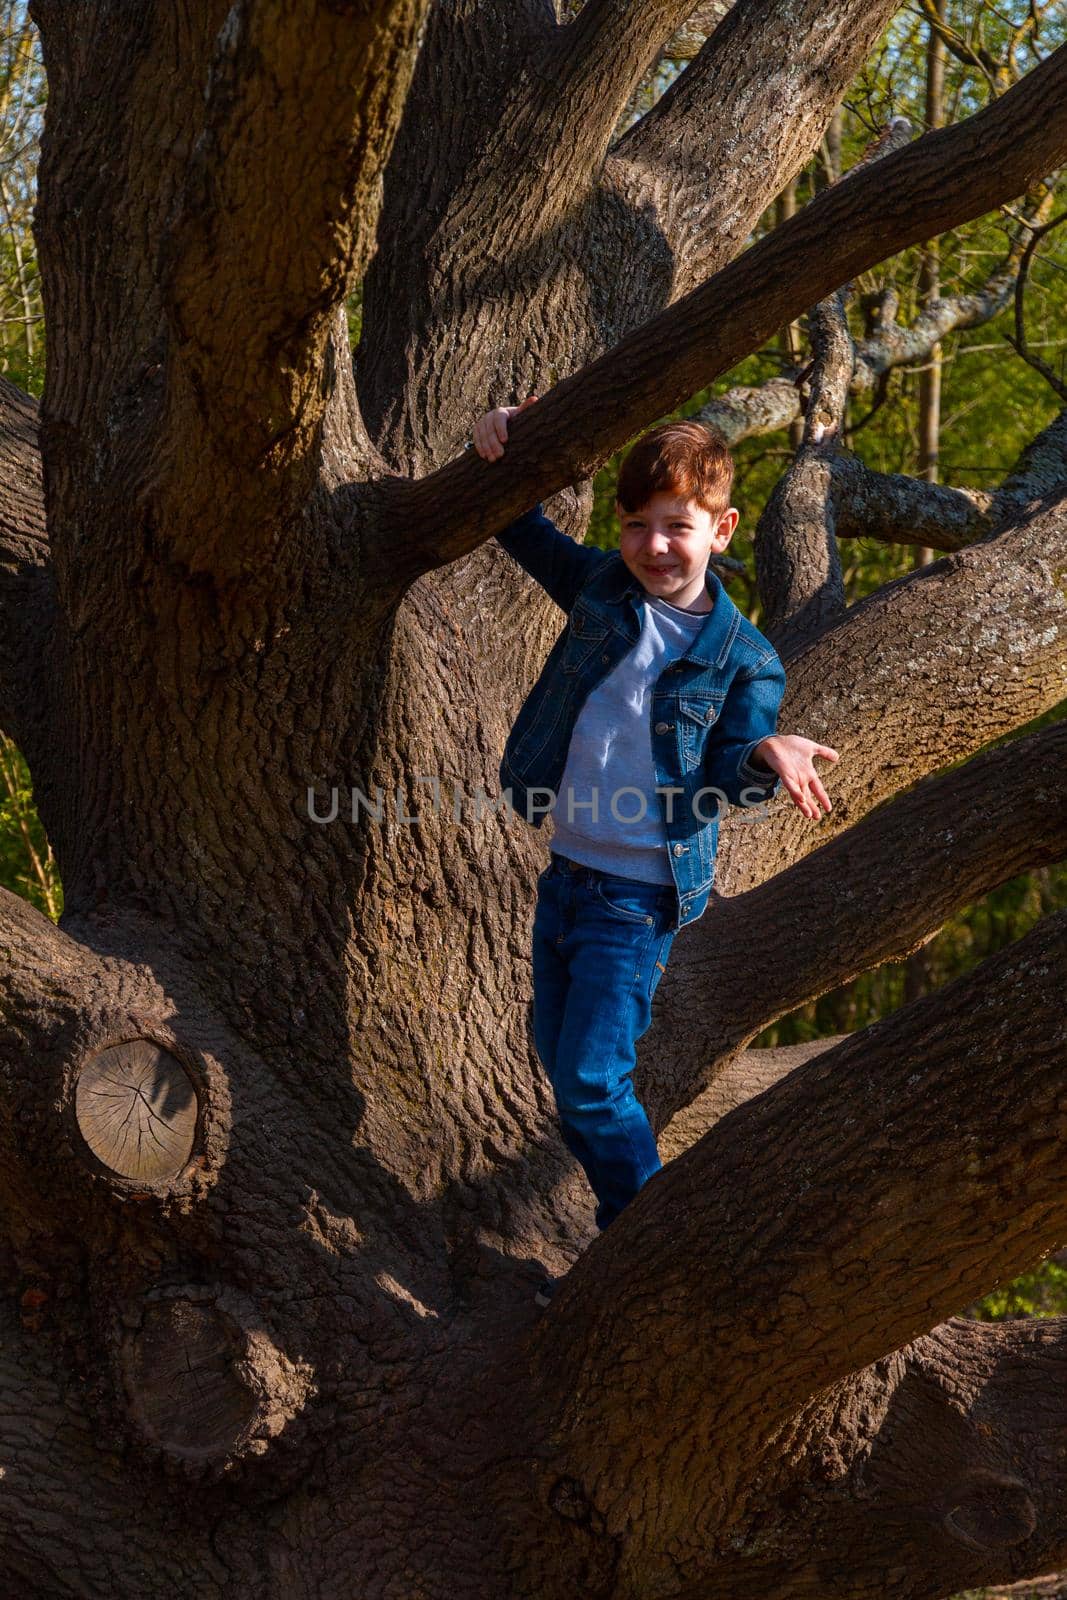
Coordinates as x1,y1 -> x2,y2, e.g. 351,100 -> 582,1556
2,2 -> 1067,1594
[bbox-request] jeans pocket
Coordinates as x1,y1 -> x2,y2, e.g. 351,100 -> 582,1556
594,875 -> 663,925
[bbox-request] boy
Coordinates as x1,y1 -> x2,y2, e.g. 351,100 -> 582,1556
474,397 -> 837,1303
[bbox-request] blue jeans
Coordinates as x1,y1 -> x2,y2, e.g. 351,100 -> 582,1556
531,852 -> 678,1230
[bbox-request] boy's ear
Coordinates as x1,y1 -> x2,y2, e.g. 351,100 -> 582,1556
714,506 -> 740,543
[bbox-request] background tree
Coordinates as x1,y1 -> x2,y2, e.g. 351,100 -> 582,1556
0,1 -> 42,390
1,3 -> 1067,1597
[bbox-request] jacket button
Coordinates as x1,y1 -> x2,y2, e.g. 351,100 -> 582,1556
601,653 -> 610,664
672,843 -> 685,856
654,721 -> 671,734
644,915 -> 653,925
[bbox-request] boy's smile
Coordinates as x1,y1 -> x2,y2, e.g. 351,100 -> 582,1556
616,491 -> 739,613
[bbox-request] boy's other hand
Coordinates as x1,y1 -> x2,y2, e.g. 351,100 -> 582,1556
472,394 -> 539,461
752,735 -> 838,820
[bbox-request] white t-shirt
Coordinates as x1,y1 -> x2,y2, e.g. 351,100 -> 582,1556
549,594 -> 707,884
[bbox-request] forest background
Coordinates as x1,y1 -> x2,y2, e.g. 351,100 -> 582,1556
1,0 -> 1064,1344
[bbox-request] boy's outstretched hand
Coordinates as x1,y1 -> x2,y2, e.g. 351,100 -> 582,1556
472,394 -> 539,461
752,735 -> 838,820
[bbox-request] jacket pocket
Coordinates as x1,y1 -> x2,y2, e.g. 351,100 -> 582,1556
677,694 -> 724,772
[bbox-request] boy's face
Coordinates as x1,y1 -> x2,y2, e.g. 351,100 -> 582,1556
616,491 -> 739,612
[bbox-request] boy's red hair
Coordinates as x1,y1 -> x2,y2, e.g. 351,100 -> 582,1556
616,420 -> 734,517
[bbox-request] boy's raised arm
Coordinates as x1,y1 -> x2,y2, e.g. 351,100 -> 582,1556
494,502 -> 611,615
472,398 -> 611,614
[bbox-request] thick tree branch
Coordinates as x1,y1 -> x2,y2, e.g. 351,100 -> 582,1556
752,444 -> 848,639
704,405 -> 1065,562
752,276 -> 858,635
828,454 -> 998,547
659,1040 -> 846,1160
526,909 -> 1067,1579
772,1316 -> 1067,1599
1000,406 -> 1067,510
156,0 -> 427,563
0,888 -> 358,1476
607,0 -> 903,288
0,376 -> 53,755
642,716 -> 1067,1130
551,0 -> 700,162
389,42 -> 1067,591
696,489 -> 1067,908
657,2 -> 733,62
362,0 -> 901,478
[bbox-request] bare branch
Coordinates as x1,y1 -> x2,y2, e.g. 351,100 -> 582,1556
1004,206 -> 1067,400
695,187 -> 1057,446
915,0 -> 1022,91
851,244 -> 1042,394
390,43 -> 1067,590
780,399 -> 1067,559
757,188 -> 1062,634
751,120 -> 916,633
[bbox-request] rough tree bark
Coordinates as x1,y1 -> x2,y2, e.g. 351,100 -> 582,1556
1,2 -> 1066,1595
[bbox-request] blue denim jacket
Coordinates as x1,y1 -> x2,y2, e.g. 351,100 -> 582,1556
495,505 -> 787,930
